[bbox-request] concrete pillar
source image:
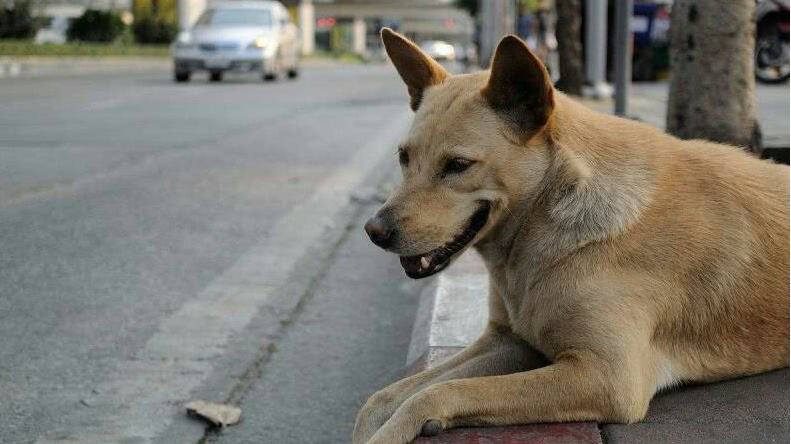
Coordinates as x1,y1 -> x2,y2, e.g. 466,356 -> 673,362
298,0 -> 315,56
613,0 -> 633,115
479,0 -> 517,67
178,0 -> 206,31
352,16 -> 367,56
584,0 -> 612,98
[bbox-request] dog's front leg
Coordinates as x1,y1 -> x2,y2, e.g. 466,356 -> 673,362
352,323 -> 544,444
365,350 -> 651,444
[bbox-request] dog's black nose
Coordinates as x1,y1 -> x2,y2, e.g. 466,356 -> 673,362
364,215 -> 394,249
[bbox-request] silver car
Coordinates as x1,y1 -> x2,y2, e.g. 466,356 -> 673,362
171,1 -> 300,82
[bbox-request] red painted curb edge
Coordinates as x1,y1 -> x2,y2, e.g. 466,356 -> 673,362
406,346 -> 603,444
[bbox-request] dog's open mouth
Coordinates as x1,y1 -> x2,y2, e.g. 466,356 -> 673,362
399,202 -> 491,279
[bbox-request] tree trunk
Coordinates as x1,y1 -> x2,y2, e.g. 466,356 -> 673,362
666,0 -> 762,152
554,0 -> 584,95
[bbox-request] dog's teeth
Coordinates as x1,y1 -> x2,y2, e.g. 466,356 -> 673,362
420,256 -> 430,269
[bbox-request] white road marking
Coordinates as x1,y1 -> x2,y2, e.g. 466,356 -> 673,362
0,62 -> 22,78
35,109 -> 411,444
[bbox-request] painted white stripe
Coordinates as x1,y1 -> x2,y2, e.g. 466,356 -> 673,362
35,109 -> 412,444
0,63 -> 22,78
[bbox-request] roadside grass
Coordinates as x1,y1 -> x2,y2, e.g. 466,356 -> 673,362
0,40 -> 372,64
0,40 -> 170,57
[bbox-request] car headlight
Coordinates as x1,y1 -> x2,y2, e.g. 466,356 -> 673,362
249,36 -> 268,49
174,32 -> 194,49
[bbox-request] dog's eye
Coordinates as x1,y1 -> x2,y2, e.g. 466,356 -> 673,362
443,158 -> 474,176
398,149 -> 409,166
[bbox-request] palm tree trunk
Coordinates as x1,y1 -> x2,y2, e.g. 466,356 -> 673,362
555,0 -> 584,95
666,0 -> 762,152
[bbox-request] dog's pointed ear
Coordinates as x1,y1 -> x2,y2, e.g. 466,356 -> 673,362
381,27 -> 448,111
482,35 -> 554,135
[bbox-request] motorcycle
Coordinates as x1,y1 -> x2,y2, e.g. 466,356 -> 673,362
755,0 -> 790,83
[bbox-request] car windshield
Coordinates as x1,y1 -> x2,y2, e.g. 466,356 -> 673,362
196,8 -> 272,27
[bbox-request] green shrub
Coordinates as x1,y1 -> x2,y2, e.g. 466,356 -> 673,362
0,0 -> 35,39
133,15 -> 177,44
0,39 -> 170,57
67,9 -> 125,43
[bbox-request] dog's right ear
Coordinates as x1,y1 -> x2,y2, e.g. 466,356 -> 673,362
381,28 -> 448,111
482,35 -> 554,137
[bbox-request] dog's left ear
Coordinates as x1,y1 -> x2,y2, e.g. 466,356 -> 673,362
482,35 -> 555,136
381,27 -> 448,111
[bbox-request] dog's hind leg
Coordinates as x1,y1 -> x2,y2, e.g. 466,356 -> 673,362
352,323 -> 545,444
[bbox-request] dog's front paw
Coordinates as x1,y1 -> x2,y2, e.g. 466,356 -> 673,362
353,390 -> 402,444
420,419 -> 445,437
365,392 -> 445,444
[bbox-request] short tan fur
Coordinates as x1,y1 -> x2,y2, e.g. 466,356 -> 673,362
354,29 -> 789,444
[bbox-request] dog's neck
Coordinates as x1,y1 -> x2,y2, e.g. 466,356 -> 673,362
476,94 -> 658,272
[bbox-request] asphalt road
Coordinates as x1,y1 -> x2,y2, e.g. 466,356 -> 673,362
0,62 -> 424,444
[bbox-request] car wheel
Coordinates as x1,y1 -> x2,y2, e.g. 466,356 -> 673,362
287,67 -> 299,79
209,71 -> 223,82
263,72 -> 278,82
174,71 -> 191,83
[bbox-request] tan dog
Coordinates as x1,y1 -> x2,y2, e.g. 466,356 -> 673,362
354,29 -> 789,444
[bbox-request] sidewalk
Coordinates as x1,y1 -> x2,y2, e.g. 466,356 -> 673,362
407,252 -> 789,444
583,81 -> 789,150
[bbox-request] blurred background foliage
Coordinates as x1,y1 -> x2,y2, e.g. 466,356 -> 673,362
67,9 -> 124,42
0,0 -> 178,46
132,0 -> 177,44
0,0 -> 35,39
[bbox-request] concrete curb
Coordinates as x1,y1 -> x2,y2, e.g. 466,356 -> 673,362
406,254 -> 489,366
406,252 -> 602,444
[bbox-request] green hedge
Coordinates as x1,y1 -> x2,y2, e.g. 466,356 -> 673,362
132,0 -> 177,44
0,40 -> 169,57
133,16 -> 177,44
67,10 -> 125,43
0,0 -> 35,39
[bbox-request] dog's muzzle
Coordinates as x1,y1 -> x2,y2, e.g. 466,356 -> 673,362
398,202 -> 491,279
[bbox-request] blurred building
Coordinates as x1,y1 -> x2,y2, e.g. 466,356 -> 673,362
188,0 -> 474,57
299,0 -> 474,58
31,0 -> 473,58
